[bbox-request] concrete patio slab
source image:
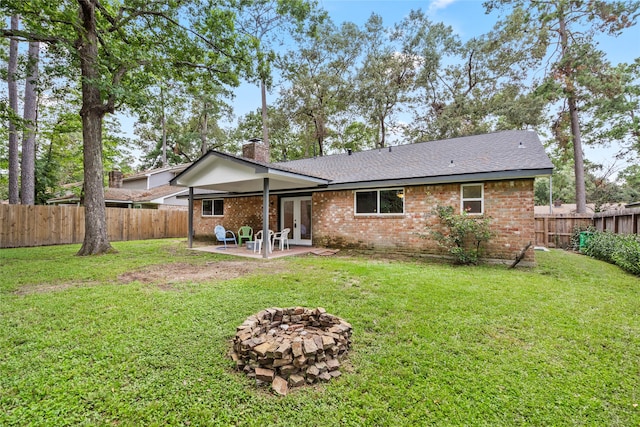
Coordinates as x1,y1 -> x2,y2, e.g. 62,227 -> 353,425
189,244 -> 319,259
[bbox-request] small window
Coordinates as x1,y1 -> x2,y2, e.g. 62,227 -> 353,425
461,184 -> 483,214
355,191 -> 377,214
355,188 -> 404,215
202,199 -> 224,216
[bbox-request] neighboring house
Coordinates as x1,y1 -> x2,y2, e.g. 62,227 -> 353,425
48,164 -> 192,210
171,130 -> 553,263
534,202 -> 626,216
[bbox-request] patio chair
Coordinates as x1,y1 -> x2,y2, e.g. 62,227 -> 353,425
272,228 -> 290,251
254,229 -> 274,254
214,225 -> 237,249
238,226 -> 253,246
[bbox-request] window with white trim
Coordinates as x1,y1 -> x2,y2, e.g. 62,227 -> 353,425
355,188 -> 404,215
461,183 -> 483,214
202,199 -> 224,216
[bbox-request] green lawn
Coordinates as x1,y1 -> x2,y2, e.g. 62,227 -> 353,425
1,240 -> 639,426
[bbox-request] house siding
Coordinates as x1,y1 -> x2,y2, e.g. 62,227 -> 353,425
192,179 -> 536,262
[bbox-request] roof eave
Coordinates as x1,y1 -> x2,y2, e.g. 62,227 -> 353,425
179,168 -> 552,198
170,150 -> 330,190
325,168 -> 554,190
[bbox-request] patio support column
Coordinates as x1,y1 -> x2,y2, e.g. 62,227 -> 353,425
262,177 -> 270,259
188,187 -> 194,248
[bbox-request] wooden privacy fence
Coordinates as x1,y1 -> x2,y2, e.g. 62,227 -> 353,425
0,205 -> 188,248
535,207 -> 640,248
535,214 -> 593,248
593,208 -> 640,235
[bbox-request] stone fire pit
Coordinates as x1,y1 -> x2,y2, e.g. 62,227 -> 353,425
230,307 -> 352,395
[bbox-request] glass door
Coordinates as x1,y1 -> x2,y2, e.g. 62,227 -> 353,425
281,196 -> 312,246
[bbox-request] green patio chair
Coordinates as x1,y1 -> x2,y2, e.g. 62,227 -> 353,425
238,226 -> 253,245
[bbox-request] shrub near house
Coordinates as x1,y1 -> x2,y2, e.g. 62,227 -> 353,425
583,231 -> 640,276
430,205 -> 493,265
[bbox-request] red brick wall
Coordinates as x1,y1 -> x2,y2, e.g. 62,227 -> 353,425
193,195 -> 278,239
483,180 -> 535,260
191,179 -> 536,262
311,179 -> 535,262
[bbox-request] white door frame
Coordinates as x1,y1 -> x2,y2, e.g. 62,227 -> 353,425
280,196 -> 312,246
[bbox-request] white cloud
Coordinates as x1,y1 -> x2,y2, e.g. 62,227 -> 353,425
428,0 -> 458,14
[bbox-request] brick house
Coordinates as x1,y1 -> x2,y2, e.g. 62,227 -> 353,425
171,131 -> 553,263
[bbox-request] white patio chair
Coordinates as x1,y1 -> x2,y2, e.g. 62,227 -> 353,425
254,230 -> 274,254
272,228 -> 290,251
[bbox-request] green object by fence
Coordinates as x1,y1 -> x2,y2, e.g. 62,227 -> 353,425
579,232 -> 593,251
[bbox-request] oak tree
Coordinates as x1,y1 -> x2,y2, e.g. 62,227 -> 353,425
1,0 -> 253,255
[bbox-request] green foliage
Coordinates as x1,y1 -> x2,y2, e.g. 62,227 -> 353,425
430,205 -> 493,265
1,241 -> 639,425
277,18 -> 364,156
582,58 -> 640,159
408,25 -> 545,142
582,231 -> 640,276
232,106 -> 301,161
355,13 -> 422,147
618,164 -> 640,202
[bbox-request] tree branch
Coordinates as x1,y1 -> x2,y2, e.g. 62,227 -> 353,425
0,28 -> 70,45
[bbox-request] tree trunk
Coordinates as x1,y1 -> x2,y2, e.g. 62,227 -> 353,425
568,96 -> 587,213
313,115 -> 325,156
559,11 -> 587,213
76,0 -> 115,256
21,41 -> 39,206
261,78 -> 269,158
200,101 -> 208,156
7,15 -> 19,205
160,86 -> 167,167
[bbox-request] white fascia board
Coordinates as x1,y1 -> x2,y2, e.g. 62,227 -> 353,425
149,190 -> 189,204
174,158 -> 258,188
265,168 -> 329,185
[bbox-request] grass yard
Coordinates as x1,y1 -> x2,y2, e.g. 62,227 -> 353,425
1,239 -> 639,426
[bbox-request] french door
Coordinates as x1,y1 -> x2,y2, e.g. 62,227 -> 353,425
281,196 -> 312,246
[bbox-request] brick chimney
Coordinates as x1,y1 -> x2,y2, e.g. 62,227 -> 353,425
242,138 -> 270,163
108,170 -> 124,188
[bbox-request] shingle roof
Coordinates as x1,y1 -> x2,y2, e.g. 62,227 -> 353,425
47,184 -> 187,204
122,163 -> 191,182
274,130 -> 552,185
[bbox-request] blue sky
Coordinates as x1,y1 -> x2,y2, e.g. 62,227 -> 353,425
320,0 -> 638,66
226,0 -> 639,170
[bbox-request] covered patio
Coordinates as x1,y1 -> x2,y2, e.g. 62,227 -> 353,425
170,149 -> 329,259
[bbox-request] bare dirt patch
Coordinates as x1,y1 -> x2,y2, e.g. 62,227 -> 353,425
118,261 -> 278,286
15,260 -> 288,295
13,282 -> 87,295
